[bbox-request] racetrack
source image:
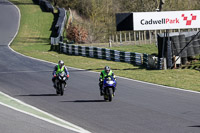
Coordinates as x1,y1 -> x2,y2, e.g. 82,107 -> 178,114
1,0 -> 200,133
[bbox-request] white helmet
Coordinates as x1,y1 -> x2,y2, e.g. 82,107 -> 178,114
58,60 -> 64,68
104,66 -> 110,74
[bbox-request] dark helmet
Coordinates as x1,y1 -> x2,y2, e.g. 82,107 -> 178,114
104,66 -> 110,74
58,60 -> 64,68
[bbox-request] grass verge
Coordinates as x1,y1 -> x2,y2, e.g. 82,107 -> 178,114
10,0 -> 200,92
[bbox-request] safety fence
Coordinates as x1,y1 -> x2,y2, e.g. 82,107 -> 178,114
58,42 -> 164,69
33,0 -> 67,45
51,8 -> 67,45
33,0 -> 53,12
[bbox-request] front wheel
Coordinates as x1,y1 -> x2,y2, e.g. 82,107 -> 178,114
60,83 -> 64,96
104,87 -> 112,102
108,87 -> 113,102
56,82 -> 60,95
56,82 -> 64,96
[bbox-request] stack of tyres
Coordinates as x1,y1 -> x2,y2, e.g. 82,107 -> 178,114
110,50 -> 115,61
102,48 -> 106,59
93,47 -> 98,58
120,51 -> 125,62
78,46 -> 82,56
97,48 -> 102,59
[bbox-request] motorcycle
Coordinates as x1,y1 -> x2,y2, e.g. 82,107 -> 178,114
55,71 -> 68,96
102,75 -> 116,102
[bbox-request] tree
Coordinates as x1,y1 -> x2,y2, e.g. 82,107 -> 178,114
61,0 -> 200,43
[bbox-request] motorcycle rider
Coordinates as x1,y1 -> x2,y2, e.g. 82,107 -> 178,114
52,60 -> 69,88
99,66 -> 116,96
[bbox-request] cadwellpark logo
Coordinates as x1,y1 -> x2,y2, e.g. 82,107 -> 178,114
181,14 -> 197,25
140,14 -> 197,26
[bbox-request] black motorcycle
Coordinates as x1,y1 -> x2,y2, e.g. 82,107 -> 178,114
55,71 -> 67,96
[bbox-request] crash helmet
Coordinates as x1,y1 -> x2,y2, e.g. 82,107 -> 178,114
104,66 -> 110,74
58,60 -> 64,68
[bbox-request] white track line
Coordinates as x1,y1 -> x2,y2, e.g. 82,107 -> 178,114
0,92 -> 91,133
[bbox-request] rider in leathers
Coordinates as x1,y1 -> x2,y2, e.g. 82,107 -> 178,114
99,66 -> 116,96
52,60 -> 69,88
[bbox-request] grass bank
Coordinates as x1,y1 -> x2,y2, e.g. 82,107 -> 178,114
10,0 -> 200,92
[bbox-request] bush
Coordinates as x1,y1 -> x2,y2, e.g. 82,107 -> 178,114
66,24 -> 88,44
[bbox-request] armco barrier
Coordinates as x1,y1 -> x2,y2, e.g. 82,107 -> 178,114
32,0 -> 65,46
51,8 -> 67,45
33,0 -> 53,12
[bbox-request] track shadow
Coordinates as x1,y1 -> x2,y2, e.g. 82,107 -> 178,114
61,100 -> 106,103
18,94 -> 58,96
189,125 -> 200,128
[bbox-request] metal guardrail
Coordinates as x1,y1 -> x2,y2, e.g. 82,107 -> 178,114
33,0 -> 53,12
33,1 -> 66,45
51,8 -> 67,45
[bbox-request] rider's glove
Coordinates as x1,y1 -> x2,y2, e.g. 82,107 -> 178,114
67,75 -> 69,78
53,74 -> 56,77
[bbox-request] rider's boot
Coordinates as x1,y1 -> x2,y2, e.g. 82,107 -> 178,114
64,82 -> 67,88
53,82 -> 56,89
113,88 -> 116,96
100,88 -> 104,96
63,82 -> 67,90
99,81 -> 104,96
52,77 -> 56,89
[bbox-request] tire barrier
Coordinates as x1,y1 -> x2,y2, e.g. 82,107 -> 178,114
59,42 -> 164,69
157,58 -> 164,70
143,54 -> 149,68
167,41 -> 173,68
171,35 -> 180,56
193,35 -> 200,55
179,35 -> 187,57
186,36 -> 195,57
158,31 -> 200,58
157,31 -> 200,67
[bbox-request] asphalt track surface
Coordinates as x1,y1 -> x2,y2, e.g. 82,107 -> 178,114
0,104 -> 78,133
1,0 -> 200,133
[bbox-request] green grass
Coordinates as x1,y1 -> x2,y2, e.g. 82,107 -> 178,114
10,0 -> 200,92
10,0 -> 53,54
